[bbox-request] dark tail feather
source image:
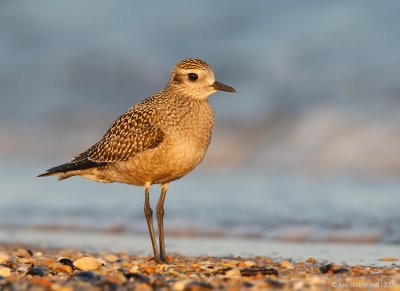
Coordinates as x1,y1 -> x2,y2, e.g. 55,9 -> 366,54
37,160 -> 108,177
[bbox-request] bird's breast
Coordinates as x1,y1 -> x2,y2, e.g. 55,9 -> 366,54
110,101 -> 215,185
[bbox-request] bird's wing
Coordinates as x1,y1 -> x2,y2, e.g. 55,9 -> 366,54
72,104 -> 164,164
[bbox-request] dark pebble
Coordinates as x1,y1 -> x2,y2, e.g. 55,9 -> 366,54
213,267 -> 232,275
99,281 -> 119,290
319,264 -> 334,274
59,258 -> 75,268
124,272 -> 149,283
240,267 -> 279,276
27,249 -> 33,257
264,278 -> 285,287
75,271 -> 98,281
26,267 -> 46,277
333,268 -> 349,274
207,266 -> 214,269
185,281 -> 213,290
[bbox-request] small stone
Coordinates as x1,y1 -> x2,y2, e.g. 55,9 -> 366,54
279,260 -> 294,269
184,281 -> 213,290
0,266 -> 11,277
378,257 -> 398,262
28,277 -> 52,287
17,257 -> 31,264
306,257 -> 317,264
73,257 -> 101,271
0,252 -> 10,264
16,248 -> 32,258
172,280 -> 189,291
103,254 -> 119,263
333,268 -> 349,274
225,269 -> 242,277
124,273 -> 149,283
319,263 -> 335,274
240,266 -> 279,276
293,281 -> 304,290
34,252 -> 43,257
128,265 -> 140,273
135,282 -> 153,291
238,260 -> 256,267
264,278 -> 285,288
243,260 -> 256,267
142,266 -> 155,274
49,262 -> 73,274
59,258 -> 75,269
75,271 -> 98,281
26,267 -> 46,277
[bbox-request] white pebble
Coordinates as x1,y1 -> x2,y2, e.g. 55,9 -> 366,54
73,257 -> 102,271
0,266 -> 11,277
0,252 -> 10,264
225,269 -> 242,277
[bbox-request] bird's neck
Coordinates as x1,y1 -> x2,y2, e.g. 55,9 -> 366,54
163,84 -> 211,102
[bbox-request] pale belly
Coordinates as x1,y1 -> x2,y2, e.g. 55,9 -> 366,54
100,137 -> 209,185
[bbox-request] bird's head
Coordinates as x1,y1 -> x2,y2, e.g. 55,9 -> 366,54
167,58 -> 236,100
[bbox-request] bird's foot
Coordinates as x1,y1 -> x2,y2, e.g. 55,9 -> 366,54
150,256 -> 169,265
159,254 -> 170,264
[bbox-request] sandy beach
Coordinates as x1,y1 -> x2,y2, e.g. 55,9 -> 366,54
0,229 -> 399,290
0,243 -> 399,290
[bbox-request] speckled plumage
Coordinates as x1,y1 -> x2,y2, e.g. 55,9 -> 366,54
39,58 -> 236,263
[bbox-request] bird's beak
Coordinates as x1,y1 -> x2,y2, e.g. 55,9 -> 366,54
212,81 -> 236,92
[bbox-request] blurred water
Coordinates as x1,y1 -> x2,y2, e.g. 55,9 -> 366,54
1,163 -> 399,244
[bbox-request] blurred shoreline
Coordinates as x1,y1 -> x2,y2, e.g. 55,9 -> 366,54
1,228 -> 399,266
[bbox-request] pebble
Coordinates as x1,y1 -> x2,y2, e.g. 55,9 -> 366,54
0,245 -> 396,290
238,260 -> 256,267
17,257 -> 31,264
49,262 -> 73,274
26,267 -> 46,277
142,266 -> 155,274
172,279 -> 191,291
0,266 -> 11,277
0,252 -> 10,264
279,260 -> 294,269
184,281 -> 213,290
59,258 -> 75,268
244,260 -> 256,267
16,248 -> 32,258
240,267 -> 279,276
225,269 -> 242,277
124,272 -> 149,283
103,254 -> 119,263
333,268 -> 349,274
73,257 -> 101,271
306,257 -> 317,264
75,271 -> 98,281
378,257 -> 398,262
319,263 -> 335,274
128,265 -> 140,273
136,282 -> 153,291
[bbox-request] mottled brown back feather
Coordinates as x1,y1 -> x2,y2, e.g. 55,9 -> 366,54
72,96 -> 165,164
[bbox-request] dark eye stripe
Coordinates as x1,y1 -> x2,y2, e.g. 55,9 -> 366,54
188,73 -> 198,81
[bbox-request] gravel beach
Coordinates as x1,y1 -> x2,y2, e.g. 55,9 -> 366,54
0,243 -> 398,290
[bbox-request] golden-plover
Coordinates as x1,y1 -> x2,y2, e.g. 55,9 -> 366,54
38,58 -> 236,263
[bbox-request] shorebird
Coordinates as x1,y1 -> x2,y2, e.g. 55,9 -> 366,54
38,58 -> 235,263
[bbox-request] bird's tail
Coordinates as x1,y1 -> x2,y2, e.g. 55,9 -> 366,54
37,160 -> 107,179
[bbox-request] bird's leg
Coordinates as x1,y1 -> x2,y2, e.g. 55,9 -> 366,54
144,183 -> 161,263
157,183 -> 168,263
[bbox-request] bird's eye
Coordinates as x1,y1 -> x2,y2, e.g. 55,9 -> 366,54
188,73 -> 198,81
